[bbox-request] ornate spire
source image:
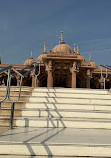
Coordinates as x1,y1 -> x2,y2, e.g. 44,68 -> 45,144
89,51 -> 92,61
74,44 -> 76,53
60,31 -> 64,43
43,42 -> 46,53
58,37 -> 61,44
77,44 -> 79,54
30,49 -> 33,59
78,49 -> 80,55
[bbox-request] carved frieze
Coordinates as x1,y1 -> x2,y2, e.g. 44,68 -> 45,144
45,60 -> 52,71
86,69 -> 91,77
69,62 -> 77,73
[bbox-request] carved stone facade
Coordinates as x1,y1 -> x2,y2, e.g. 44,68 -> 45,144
0,33 -> 111,89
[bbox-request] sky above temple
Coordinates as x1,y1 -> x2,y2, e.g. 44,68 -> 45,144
0,0 -> 111,66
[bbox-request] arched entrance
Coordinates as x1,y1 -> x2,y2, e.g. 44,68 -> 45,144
53,69 -> 71,88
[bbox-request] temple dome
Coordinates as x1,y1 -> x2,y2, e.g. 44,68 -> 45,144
52,43 -> 72,55
36,52 -> 47,62
24,57 -> 35,66
90,61 -> 98,68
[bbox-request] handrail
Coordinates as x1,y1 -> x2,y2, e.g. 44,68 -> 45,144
0,62 -> 40,129
9,62 -> 40,129
0,69 -> 11,104
11,67 -> 24,78
35,62 -> 40,87
106,65 -> 111,69
0,66 -> 12,74
100,64 -> 109,89
23,64 -> 38,77
0,65 -> 24,127
12,62 -> 36,77
9,76 -> 23,129
0,65 -> 20,103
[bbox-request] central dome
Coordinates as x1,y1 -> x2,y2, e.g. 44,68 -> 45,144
52,43 -> 72,55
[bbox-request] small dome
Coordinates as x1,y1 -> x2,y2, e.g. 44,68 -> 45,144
52,43 -> 72,55
24,57 -> 35,66
77,54 -> 85,61
36,52 -> 47,62
90,61 -> 98,68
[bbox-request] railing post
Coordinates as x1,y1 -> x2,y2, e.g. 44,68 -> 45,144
35,75 -> 37,87
10,102 -> 15,129
0,62 -> 40,129
104,78 -> 106,90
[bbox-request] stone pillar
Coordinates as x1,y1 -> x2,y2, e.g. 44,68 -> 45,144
72,71 -> 76,88
30,69 -> 35,87
47,70 -> 53,87
16,75 -> 20,86
46,60 -> 53,88
100,76 -> 104,89
71,62 -> 77,88
31,75 -> 35,87
86,69 -> 91,88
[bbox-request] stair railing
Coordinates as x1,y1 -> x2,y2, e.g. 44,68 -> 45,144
0,62 -> 40,129
0,66 -> 13,109
10,62 -> 40,129
35,62 -> 40,87
100,65 -> 109,89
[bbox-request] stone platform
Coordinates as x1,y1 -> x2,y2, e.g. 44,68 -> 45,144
0,127 -> 111,157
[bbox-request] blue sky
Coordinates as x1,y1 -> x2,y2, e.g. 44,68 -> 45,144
0,0 -> 111,66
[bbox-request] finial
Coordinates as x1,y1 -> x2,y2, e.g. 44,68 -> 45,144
43,42 -> 46,52
89,51 -> 92,61
78,49 -> 80,55
77,44 -> 79,54
58,37 -> 61,44
60,31 -> 64,43
30,49 -> 32,58
74,44 -> 76,53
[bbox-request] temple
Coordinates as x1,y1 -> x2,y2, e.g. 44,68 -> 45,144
0,32 -> 111,89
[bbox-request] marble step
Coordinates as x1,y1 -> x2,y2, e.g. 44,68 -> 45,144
33,88 -> 109,94
0,95 -> 30,101
0,91 -> 32,96
0,109 -> 22,116
3,108 -> 111,119
15,117 -> 111,129
0,116 -> 15,127
25,102 -> 111,111
29,96 -> 111,105
1,101 -> 26,109
32,91 -> 111,99
20,109 -> 111,119
0,86 -> 34,91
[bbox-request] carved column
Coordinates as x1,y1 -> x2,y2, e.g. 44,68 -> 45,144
32,75 -> 35,87
46,60 -> 53,88
71,62 -> 77,88
99,76 -> 104,89
16,75 -> 20,86
30,70 -> 35,87
47,70 -> 53,87
86,69 -> 91,88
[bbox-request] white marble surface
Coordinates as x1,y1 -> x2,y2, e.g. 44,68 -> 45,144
0,127 -> 111,146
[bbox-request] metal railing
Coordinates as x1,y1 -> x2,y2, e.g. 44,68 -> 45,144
0,62 -> 40,129
100,64 -> 111,89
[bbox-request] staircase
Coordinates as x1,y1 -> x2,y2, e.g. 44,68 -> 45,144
0,87 -> 111,157
0,86 -> 33,127
15,88 -> 111,129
